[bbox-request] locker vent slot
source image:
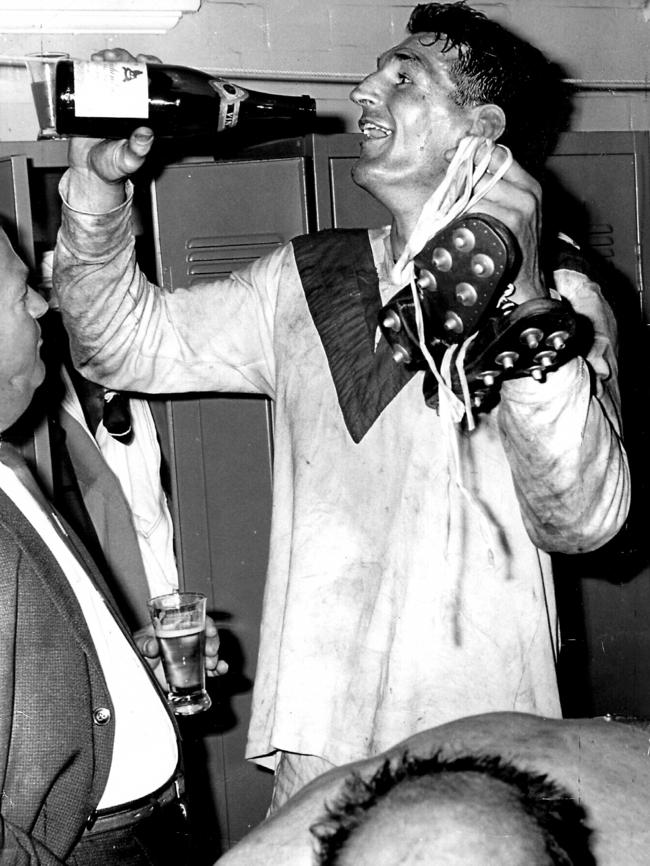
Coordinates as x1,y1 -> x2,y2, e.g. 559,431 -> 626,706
588,224 -> 615,259
185,233 -> 284,281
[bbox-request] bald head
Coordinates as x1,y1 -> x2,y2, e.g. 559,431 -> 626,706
311,753 -> 595,866
335,771 -> 550,865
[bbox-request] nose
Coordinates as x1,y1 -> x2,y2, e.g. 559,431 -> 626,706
350,71 -> 380,107
28,288 -> 49,319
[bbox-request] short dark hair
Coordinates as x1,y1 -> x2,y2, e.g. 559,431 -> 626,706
310,751 -> 596,865
406,2 -> 572,176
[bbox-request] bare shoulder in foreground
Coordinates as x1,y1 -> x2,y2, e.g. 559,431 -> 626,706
216,712 -> 650,866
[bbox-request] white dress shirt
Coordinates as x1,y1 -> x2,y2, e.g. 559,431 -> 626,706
0,460 -> 178,808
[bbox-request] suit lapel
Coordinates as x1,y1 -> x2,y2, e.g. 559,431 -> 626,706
0,488 -> 103,669
0,484 -> 180,738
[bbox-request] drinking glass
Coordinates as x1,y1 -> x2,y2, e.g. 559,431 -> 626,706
148,591 -> 212,716
26,52 -> 69,139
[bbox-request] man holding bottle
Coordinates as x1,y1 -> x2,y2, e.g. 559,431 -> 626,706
54,2 -> 629,814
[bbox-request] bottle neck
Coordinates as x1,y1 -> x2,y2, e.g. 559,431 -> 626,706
209,77 -> 316,131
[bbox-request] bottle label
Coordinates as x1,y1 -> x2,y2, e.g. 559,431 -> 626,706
209,79 -> 248,131
73,60 -> 149,118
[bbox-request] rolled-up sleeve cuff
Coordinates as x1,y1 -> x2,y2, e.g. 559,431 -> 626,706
58,173 -> 135,260
499,356 -> 585,405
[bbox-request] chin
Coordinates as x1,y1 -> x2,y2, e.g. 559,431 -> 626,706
351,158 -> 381,195
5,380 -> 42,429
353,163 -> 404,218
0,406 -> 28,433
31,359 -> 46,391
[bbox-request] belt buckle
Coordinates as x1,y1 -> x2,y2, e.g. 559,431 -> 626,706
173,775 -> 188,820
135,801 -> 157,821
173,775 -> 185,799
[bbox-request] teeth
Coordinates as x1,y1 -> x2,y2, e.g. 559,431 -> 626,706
361,122 -> 391,139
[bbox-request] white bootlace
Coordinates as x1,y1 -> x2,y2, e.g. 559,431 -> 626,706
392,134 -> 514,560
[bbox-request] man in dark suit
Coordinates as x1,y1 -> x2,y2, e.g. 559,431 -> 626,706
0,225 -> 223,865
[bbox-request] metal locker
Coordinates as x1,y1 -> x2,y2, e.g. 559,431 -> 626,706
149,155 -> 309,853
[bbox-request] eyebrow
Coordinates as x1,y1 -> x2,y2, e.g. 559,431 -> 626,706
376,48 -> 424,71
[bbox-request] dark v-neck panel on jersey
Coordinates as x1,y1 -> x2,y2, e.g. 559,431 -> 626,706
293,229 -> 416,443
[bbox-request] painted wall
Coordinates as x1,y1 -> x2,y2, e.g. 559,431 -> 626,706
0,0 -> 648,141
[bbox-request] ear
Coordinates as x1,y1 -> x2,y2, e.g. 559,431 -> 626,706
469,104 -> 506,142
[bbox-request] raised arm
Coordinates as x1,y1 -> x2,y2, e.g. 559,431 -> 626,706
55,122 -> 280,397
497,270 -> 629,554
469,147 -> 629,553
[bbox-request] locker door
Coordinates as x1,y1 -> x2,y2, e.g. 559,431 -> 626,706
149,156 -> 309,854
546,132 -> 650,719
0,154 -> 35,267
546,131 -> 649,315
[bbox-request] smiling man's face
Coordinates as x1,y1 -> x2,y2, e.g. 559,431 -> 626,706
349,34 -> 475,216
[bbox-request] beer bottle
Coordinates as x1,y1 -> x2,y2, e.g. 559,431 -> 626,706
54,60 -> 316,138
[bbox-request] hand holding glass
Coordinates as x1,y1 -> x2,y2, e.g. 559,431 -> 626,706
148,591 -> 212,716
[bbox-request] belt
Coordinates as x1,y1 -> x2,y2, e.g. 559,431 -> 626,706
85,773 -> 186,835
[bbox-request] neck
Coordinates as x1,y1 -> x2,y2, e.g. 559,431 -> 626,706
389,205 -> 423,263
384,185 -> 438,263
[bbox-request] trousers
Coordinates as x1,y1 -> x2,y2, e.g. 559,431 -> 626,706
69,793 -> 191,865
